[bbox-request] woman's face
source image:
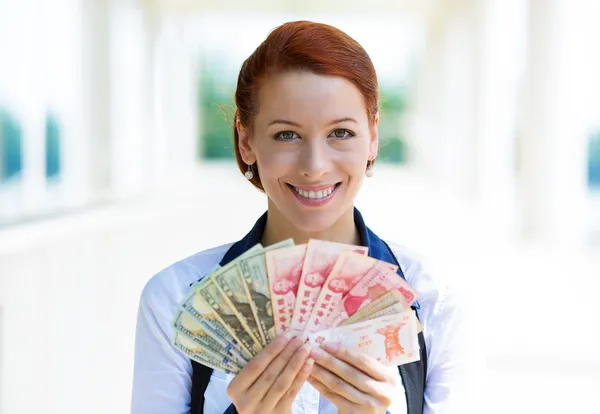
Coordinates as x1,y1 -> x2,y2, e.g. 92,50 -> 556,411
238,71 -> 378,233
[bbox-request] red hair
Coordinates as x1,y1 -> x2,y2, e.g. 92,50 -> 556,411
233,20 -> 379,191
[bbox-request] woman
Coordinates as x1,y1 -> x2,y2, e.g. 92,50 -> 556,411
131,20 -> 464,414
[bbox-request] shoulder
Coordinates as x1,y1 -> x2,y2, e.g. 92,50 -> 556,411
384,241 -> 464,357
385,240 -> 456,315
131,243 -> 235,413
139,242 -> 233,311
386,240 -> 474,411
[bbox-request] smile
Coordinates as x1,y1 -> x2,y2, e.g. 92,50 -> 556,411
293,185 -> 335,199
287,183 -> 341,206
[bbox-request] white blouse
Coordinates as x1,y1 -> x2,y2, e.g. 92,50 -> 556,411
130,241 -> 468,414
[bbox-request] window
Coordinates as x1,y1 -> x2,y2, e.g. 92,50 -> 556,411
45,113 -> 61,180
0,108 -> 22,184
588,130 -> 600,189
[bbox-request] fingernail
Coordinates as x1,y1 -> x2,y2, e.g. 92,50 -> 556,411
302,358 -> 314,373
322,341 -> 340,352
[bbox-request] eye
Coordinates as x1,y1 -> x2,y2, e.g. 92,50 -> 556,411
330,129 -> 355,139
274,131 -> 300,141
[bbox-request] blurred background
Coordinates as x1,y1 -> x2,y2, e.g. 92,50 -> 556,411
1,0 -> 599,413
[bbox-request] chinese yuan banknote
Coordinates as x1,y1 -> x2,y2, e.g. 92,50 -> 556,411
360,302 -> 424,334
340,290 -> 408,326
329,261 -> 418,327
289,240 -> 368,335
304,252 -> 382,333
307,311 -> 420,366
265,244 -> 307,334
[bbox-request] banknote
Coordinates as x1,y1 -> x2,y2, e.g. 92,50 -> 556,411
212,244 -> 265,347
307,311 -> 420,366
339,290 -> 408,326
174,237 -> 422,369
356,302 -> 424,334
180,282 -> 253,360
330,262 -> 419,327
173,332 -> 241,373
265,244 -> 307,334
197,278 -> 262,356
305,252 -> 396,333
304,252 -> 376,333
290,240 -> 368,334
172,310 -> 248,366
237,239 -> 295,343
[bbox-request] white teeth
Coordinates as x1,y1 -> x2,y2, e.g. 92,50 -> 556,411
294,185 -> 336,200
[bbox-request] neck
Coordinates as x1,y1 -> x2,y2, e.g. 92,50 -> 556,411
261,203 -> 361,247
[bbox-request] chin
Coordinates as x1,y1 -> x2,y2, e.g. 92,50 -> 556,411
284,202 -> 353,235
291,212 -> 339,233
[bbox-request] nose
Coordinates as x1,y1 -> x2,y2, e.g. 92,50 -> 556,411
297,139 -> 330,179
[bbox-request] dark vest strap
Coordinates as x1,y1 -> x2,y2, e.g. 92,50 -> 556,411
382,240 -> 428,414
190,360 -> 214,414
191,244 -> 428,414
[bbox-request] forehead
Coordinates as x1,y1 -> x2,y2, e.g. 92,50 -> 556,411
255,71 -> 368,125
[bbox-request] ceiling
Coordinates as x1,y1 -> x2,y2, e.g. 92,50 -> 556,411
145,0 -> 445,19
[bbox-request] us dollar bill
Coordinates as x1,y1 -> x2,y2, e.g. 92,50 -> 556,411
180,281 -> 252,360
172,310 -> 248,366
196,278 -> 262,356
212,260 -> 266,347
172,332 -> 241,374
237,239 -> 295,344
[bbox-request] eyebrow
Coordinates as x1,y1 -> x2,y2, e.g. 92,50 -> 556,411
268,117 -> 358,127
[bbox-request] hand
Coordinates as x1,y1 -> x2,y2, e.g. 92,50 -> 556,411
308,342 -> 399,414
226,334 -> 314,414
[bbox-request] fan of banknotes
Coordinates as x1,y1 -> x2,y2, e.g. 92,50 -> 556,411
172,239 -> 422,374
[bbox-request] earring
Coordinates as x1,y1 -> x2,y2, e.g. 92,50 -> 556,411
365,160 -> 375,177
244,164 -> 254,180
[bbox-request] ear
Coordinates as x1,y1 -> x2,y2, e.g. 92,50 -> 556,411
368,112 -> 380,161
236,119 -> 256,165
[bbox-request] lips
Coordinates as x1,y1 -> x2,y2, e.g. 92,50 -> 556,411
286,182 -> 341,206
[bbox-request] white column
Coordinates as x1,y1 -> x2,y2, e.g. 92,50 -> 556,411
80,0 -> 113,201
154,14 -> 200,181
474,0 -> 527,238
2,0 -> 48,219
407,19 -> 446,178
48,0 -> 90,211
108,0 -> 153,198
410,1 -> 480,199
518,0 -> 592,246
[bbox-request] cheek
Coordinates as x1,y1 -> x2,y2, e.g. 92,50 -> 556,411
336,151 -> 368,176
256,151 -> 293,182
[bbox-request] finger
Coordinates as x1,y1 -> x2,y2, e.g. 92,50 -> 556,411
228,333 -> 291,395
310,345 -> 378,394
310,364 -> 366,404
248,337 -> 305,399
321,341 -> 391,382
262,344 -> 311,409
276,355 -> 315,409
308,376 -> 355,412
